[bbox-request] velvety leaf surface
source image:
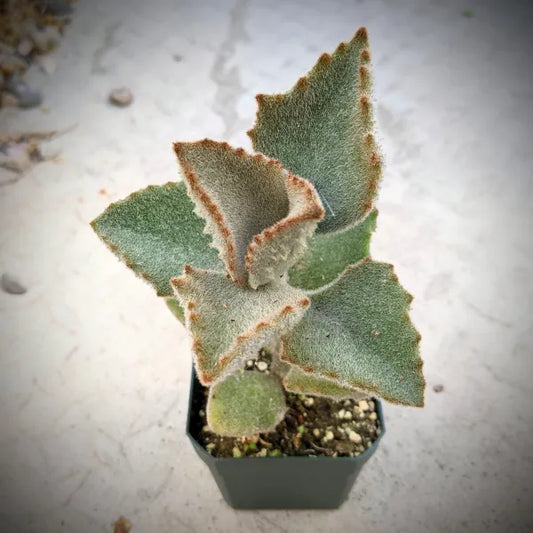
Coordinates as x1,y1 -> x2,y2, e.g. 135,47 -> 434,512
174,140 -> 290,284
207,371 -> 287,437
288,208 -> 377,290
91,181 -> 221,297
171,267 -> 310,385
282,365 -> 366,401
282,258 -> 424,406
248,28 -> 382,234
245,174 -> 324,289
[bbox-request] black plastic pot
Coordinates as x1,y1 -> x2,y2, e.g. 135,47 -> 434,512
186,370 -> 385,509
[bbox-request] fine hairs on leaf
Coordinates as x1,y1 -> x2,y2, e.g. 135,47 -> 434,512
91,28 -> 424,439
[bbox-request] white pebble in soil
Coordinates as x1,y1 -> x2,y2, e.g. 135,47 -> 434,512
245,360 -> 254,368
358,400 -> 369,411
304,397 -> 314,407
323,430 -> 334,442
349,431 -> 362,443
256,361 -> 268,372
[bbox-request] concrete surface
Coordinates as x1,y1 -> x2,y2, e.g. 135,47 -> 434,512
1,0 -> 532,532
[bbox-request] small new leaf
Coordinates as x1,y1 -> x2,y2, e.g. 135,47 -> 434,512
246,173 -> 324,288
207,371 -> 287,437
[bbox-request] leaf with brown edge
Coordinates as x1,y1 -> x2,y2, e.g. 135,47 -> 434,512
245,173 -> 324,289
171,266 -> 310,385
91,181 -> 222,297
248,28 -> 382,234
282,258 -> 425,406
283,365 -> 367,401
174,140 -> 290,284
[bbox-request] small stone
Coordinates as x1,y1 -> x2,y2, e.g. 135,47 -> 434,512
232,447 -> 242,458
17,39 -> 34,57
256,361 -> 268,372
201,425 -> 209,432
1,273 -> 27,295
343,411 -> 352,420
352,405 -> 361,415
358,400 -> 369,411
368,400 -> 375,411
349,431 -> 362,443
245,359 -> 254,368
343,400 -> 352,407
433,384 -> 444,393
109,87 -> 133,107
337,426 -> 345,434
312,428 -> 320,437
366,441 -> 372,448
198,409 -> 205,417
303,397 -> 314,407
376,427 -> 381,436
257,448 -> 268,457
324,430 -> 334,442
359,411 -> 366,419
369,412 -> 377,421
337,409 -> 346,419
205,443 -> 215,452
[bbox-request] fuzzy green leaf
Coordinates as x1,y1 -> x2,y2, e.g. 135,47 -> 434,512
282,258 -> 424,406
171,267 -> 310,385
282,365 -> 367,401
174,140 -> 323,287
248,28 -> 382,233
288,208 -> 377,290
91,181 -> 222,297
207,371 -> 287,437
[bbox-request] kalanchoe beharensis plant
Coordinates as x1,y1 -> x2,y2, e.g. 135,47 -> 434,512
91,28 -> 424,438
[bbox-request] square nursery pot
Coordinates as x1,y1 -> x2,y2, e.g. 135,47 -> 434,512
186,369 -> 385,510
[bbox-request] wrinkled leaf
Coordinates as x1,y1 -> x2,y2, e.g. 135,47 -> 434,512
171,266 -> 309,385
207,371 -> 287,437
174,140 -> 289,283
249,28 -> 382,233
289,208 -> 377,290
246,173 -> 324,288
282,258 -> 424,406
91,181 -> 221,297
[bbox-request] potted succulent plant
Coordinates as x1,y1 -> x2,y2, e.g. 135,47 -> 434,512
91,27 -> 424,510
